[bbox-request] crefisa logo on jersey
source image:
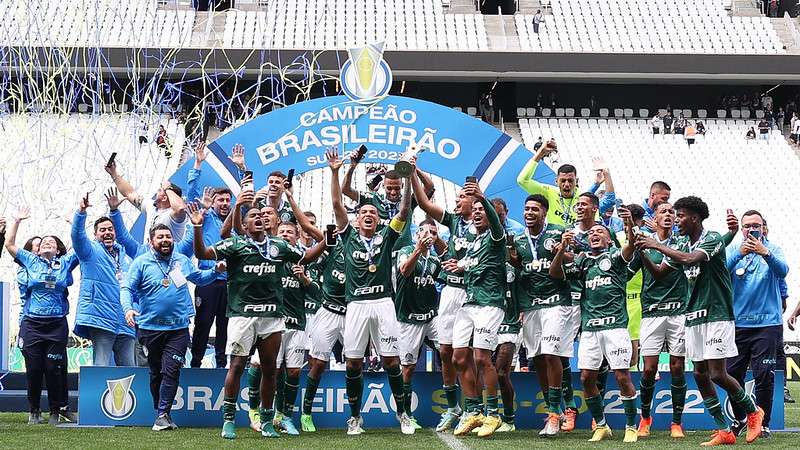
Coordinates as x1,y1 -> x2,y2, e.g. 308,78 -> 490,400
101,375 -> 137,420
340,42 -> 393,104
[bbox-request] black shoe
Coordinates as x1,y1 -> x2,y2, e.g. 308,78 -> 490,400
152,413 -> 172,431
760,427 -> 772,439
28,410 -> 46,425
167,414 -> 178,430
785,387 -> 795,404
730,420 -> 746,437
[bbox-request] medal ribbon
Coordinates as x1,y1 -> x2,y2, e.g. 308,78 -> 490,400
152,250 -> 175,284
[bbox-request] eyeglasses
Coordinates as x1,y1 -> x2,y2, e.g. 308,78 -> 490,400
742,224 -> 762,230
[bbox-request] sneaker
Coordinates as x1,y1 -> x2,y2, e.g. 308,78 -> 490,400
28,410 -> 45,425
729,420 -> 745,437
560,408 -> 577,432
637,416 -> 652,437
273,411 -> 285,430
745,407 -> 764,444
248,409 -> 262,433
588,424 -> 613,442
49,408 -> 76,426
496,421 -> 515,432
436,408 -> 462,432
541,413 -> 560,437
670,423 -> 685,438
166,414 -> 178,430
347,416 -> 364,435
409,416 -> 423,430
453,412 -> 484,436
152,413 -> 172,431
700,429 -> 736,446
623,425 -> 638,443
476,415 -> 502,437
785,387 -> 796,404
280,415 -> 300,436
221,420 -> 237,439
261,421 -> 280,438
760,427 -> 771,439
300,414 -> 316,433
398,412 -> 415,435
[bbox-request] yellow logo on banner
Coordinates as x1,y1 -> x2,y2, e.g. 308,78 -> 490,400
101,374 -> 137,420
340,43 -> 393,104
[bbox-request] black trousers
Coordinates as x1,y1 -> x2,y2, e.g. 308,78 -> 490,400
191,280 -> 228,368
138,328 -> 190,415
726,325 -> 782,427
19,317 -> 69,413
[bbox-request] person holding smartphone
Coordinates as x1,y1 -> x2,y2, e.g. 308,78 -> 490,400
725,210 -> 788,438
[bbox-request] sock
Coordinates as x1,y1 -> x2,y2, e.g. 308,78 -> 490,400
485,395 -> 499,417
247,366 -> 261,410
345,367 -> 363,418
730,388 -> 757,414
259,407 -> 275,426
561,358 -> 577,409
671,375 -> 687,425
302,375 -> 320,415
548,387 -> 563,415
283,374 -> 300,418
703,397 -> 730,430
403,382 -> 413,416
622,395 -> 637,427
223,397 -> 237,422
465,396 -> 482,414
386,365 -> 405,415
639,376 -> 656,419
503,396 -> 515,422
444,384 -> 460,411
586,395 -> 606,426
597,365 -> 609,399
274,369 -> 285,413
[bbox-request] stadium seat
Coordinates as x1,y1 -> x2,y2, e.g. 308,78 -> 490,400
717,109 -> 727,118
599,108 -> 609,117
581,108 -> 591,117
638,108 -> 649,118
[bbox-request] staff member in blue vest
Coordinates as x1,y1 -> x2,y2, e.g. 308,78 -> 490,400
122,223 -> 220,431
4,207 -> 79,425
725,210 -> 788,438
71,192 -> 136,366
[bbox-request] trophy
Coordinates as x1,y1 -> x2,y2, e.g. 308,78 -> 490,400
395,144 -> 425,178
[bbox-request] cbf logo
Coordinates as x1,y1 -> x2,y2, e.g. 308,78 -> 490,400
340,43 -> 393,104
101,375 -> 137,420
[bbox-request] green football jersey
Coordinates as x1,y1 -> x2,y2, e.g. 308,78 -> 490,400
394,245 -> 441,324
319,240 -> 347,314
357,191 -> 415,252
342,224 -> 400,302
628,235 -> 688,318
280,261 -> 308,330
500,264 -> 522,335
438,210 -> 476,288
255,198 -> 295,223
567,247 -> 630,332
212,235 -> 302,318
303,261 -> 322,315
463,229 -> 507,309
512,223 -> 569,311
665,230 -> 734,327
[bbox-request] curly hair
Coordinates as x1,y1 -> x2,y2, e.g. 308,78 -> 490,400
673,196 -> 709,220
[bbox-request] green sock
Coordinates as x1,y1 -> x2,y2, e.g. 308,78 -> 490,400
386,366 -> 405,415
671,375 -> 687,425
622,396 -> 637,427
639,377 -> 655,419
703,397 -> 730,430
730,388 -> 757,414
465,396 -> 482,414
345,367 -> 363,418
597,366 -> 609,399
302,375 -> 320,415
403,382 -> 413,415
247,366 -> 262,410
586,395 -> 606,426
548,387 -> 563,415
274,369 -> 285,412
283,374 -> 300,418
444,384 -> 460,410
223,397 -> 237,422
502,400 -> 515,423
561,358 -> 577,409
485,395 -> 499,417
259,407 -> 274,425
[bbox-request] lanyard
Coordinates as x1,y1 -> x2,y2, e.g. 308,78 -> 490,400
525,222 -> 547,261
248,236 -> 273,261
104,245 -> 121,274
688,229 -> 708,253
558,195 -> 576,225
380,194 -> 399,218
360,235 -> 376,265
152,250 -> 174,281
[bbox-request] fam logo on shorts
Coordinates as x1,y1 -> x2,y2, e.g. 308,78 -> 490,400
340,42 -> 393,104
101,374 -> 137,420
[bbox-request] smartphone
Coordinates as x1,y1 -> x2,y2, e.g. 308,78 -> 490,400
465,176 -> 478,184
356,144 -> 368,160
748,229 -> 762,239
367,174 -> 383,191
106,152 -> 117,168
286,169 -> 295,190
242,170 -> 254,191
325,224 -> 337,246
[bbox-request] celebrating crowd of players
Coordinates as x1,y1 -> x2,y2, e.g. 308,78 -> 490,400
0,138 -> 785,445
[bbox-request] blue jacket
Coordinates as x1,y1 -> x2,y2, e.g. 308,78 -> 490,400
15,249 -> 79,318
186,167 -> 228,280
503,218 -> 526,236
726,238 -> 789,328
121,250 -> 217,331
71,212 -> 136,338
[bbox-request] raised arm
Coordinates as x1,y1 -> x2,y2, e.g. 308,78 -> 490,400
107,188 -> 142,257
327,148 -> 349,231
340,149 -> 363,203
229,188 -> 253,238
394,172 -> 413,223
411,171 -> 445,221
299,239 -> 328,266
466,181 -> 504,241
187,203 -> 216,260
186,141 -> 207,202
162,181 -> 187,222
3,207 -> 30,258
0,217 -> 5,258
415,168 -> 435,197
399,237 -> 432,278
598,169 -> 616,215
185,258 -> 220,287
285,188 -> 324,242
71,193 -> 94,260
105,161 -> 141,207
516,144 -> 555,195
621,214 -> 635,262
548,233 -> 573,280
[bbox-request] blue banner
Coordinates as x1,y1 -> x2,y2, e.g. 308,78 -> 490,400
78,366 -> 784,430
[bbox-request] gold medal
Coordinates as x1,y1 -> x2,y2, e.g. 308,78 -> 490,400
368,264 -> 377,273
735,267 -> 746,277
161,278 -> 171,287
